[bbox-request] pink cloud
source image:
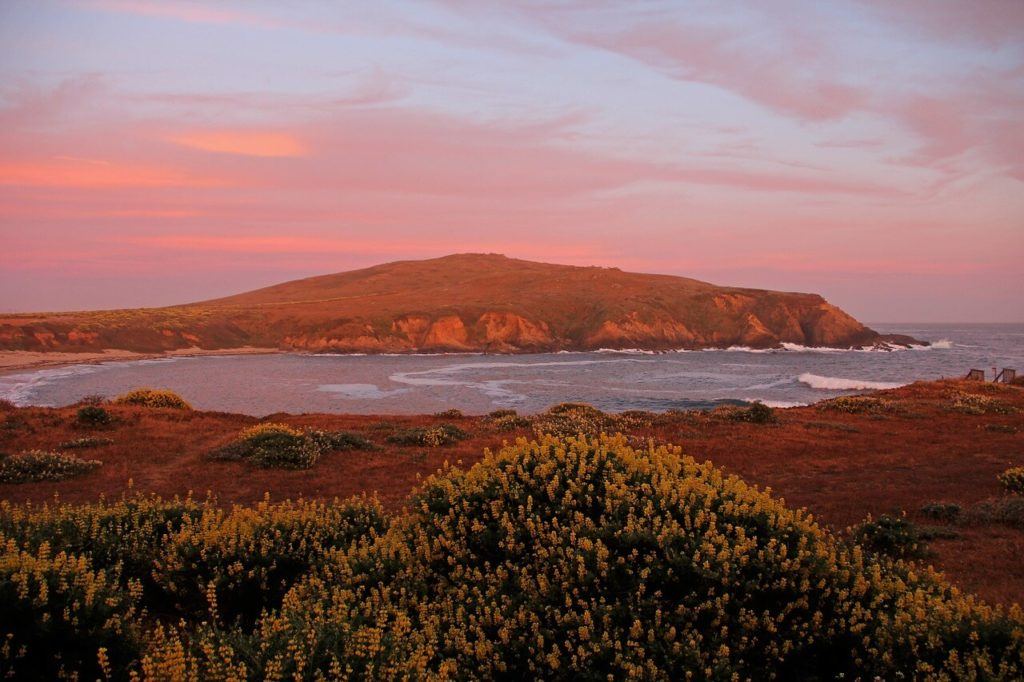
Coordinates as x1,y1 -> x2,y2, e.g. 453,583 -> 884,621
169,130 -> 308,158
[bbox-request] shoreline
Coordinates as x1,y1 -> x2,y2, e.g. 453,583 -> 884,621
0,339 -> 934,375
0,347 -> 284,374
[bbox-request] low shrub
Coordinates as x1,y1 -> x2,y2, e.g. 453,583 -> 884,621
210,423 -> 321,469
490,413 -> 531,431
308,429 -> 378,452
113,388 -> 192,410
0,399 -> 16,412
532,402 -> 610,437
484,408 -> 518,420
817,396 -> 892,415
0,542 -> 142,680
75,405 -> 112,427
728,401 -> 779,424
947,390 -> 1015,416
386,423 -> 467,447
433,408 -> 464,419
968,496 -> 1024,529
920,502 -> 962,523
59,436 -> 114,449
986,423 -> 1018,433
75,394 -> 107,406
0,450 -> 101,484
153,497 -> 387,625
613,409 -> 655,430
849,513 -> 929,559
998,467 -> 1024,495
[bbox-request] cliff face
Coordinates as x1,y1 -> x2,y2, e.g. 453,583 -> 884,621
0,254 -> 919,354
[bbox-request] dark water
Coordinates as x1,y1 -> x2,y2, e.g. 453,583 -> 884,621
2,324 -> 1021,416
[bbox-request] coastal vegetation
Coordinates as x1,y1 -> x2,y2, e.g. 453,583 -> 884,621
2,435 -> 1023,679
0,450 -> 101,484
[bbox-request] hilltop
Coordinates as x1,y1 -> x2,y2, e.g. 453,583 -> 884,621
0,254 -> 919,355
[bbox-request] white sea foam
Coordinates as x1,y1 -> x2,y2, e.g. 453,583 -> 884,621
798,373 -> 906,391
317,383 -> 409,399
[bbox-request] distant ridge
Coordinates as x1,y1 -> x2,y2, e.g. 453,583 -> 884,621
0,253 -> 921,354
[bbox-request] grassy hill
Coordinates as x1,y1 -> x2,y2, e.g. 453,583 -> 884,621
0,254 -> 919,354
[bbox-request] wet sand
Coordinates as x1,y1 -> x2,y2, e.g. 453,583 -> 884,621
0,347 -> 281,373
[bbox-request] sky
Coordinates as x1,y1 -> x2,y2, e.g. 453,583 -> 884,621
0,1 -> 1022,322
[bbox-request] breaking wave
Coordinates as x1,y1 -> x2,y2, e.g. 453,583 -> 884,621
798,373 -> 906,391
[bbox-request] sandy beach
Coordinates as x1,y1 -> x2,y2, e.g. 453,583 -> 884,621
0,346 -> 281,373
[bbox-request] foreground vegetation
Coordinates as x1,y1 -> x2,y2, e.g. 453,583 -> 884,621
2,434 -> 1022,680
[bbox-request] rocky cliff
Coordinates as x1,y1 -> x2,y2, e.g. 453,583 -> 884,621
0,254 -> 920,354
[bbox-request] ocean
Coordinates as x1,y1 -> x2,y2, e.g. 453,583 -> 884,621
1,324 -> 1021,416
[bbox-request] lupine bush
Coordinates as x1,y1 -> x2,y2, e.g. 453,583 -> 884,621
386,423 -> 467,446
153,496 -> 387,625
850,513 -> 929,559
142,435 -> 1024,679
0,494 -> 208,608
0,450 -> 101,483
114,388 -> 192,410
308,429 -> 378,452
998,467 -> 1024,495
0,541 -> 142,680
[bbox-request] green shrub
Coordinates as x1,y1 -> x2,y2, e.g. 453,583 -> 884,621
0,399 -> 15,412
0,450 -> 101,484
166,436 -> 1024,679
728,401 -> 779,424
999,467 -> 1024,495
59,436 -> 113,449
484,408 -> 519,420
113,388 -> 192,410
948,390 -> 1016,416
308,429 -> 378,452
850,513 -> 929,559
817,396 -> 892,414
968,496 -> 1024,529
75,405 -> 111,427
0,542 -> 142,680
211,423 -> 322,469
386,423 -> 467,447
433,408 -> 464,419
153,497 -> 387,625
491,413 -> 531,431
532,402 -> 610,437
920,502 -> 962,523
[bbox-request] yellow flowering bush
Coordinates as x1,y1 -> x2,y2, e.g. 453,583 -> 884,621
999,467 -> 1024,495
153,496 -> 387,625
114,388 -> 192,410
156,435 -> 1024,679
0,449 -> 101,483
0,540 -> 142,680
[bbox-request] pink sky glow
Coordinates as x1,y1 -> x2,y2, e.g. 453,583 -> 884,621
1,0 -> 1022,321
